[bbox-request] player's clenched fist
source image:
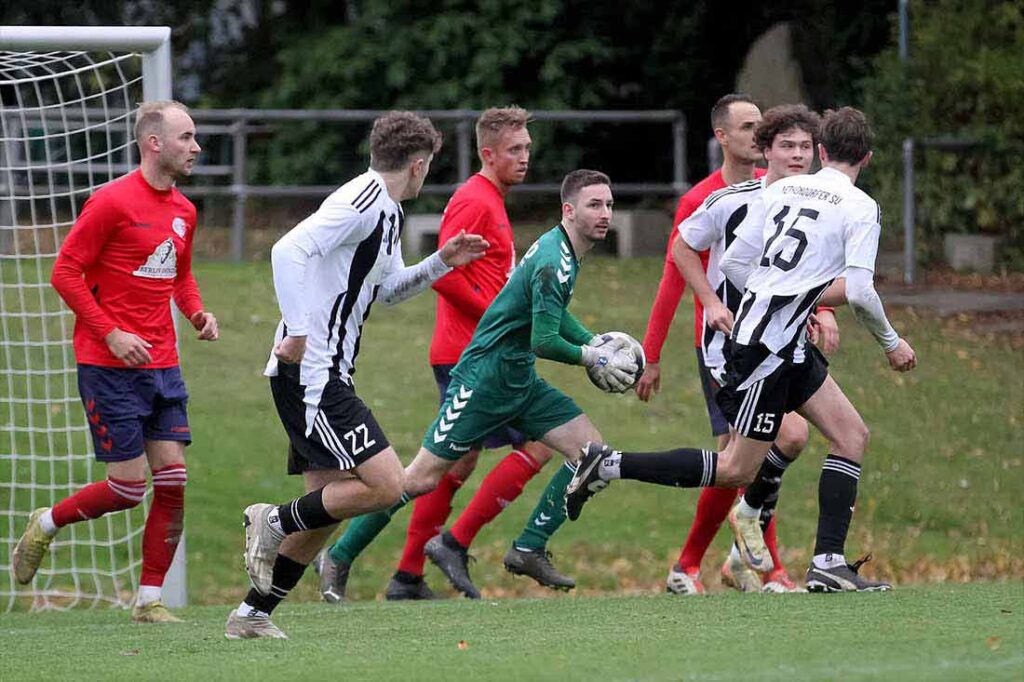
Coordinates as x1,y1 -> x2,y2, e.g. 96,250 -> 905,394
190,310 -> 219,341
885,338 -> 917,372
274,335 -> 307,365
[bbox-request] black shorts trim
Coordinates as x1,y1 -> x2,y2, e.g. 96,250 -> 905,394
715,343 -> 828,442
271,363 -> 389,474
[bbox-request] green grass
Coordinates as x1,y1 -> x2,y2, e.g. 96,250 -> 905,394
2,584 -> 1022,680
183,257 -> 1022,603
3,256 -> 1023,609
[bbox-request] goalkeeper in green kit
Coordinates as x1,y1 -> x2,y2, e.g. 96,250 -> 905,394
322,170 -> 640,596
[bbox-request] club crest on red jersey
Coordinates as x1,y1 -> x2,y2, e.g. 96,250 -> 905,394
172,216 -> 187,239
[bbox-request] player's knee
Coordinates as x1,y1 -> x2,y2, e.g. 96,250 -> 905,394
449,450 -> 480,479
714,454 -> 754,488
775,422 -> 808,459
376,472 -> 405,508
402,468 -> 440,500
833,421 -> 870,460
851,422 -> 870,457
522,441 -> 553,466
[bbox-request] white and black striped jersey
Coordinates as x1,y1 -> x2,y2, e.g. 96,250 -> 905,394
728,167 -> 881,365
264,169 -> 408,388
679,177 -> 764,373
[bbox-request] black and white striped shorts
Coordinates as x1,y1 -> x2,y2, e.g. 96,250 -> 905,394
270,364 -> 390,474
715,343 -> 828,442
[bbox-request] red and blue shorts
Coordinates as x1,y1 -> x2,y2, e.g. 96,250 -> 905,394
77,364 -> 191,462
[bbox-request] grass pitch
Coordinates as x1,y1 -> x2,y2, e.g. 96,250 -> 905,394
2,584 -> 1021,680
174,258 -> 1021,604
3,255 -> 1022,608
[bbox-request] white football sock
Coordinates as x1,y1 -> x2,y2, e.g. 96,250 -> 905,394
39,509 -> 58,537
812,553 -> 847,570
267,508 -> 285,536
598,452 -> 621,480
136,585 -> 162,606
735,497 -> 760,518
236,601 -> 269,618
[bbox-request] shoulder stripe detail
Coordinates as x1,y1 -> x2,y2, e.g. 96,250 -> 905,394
356,185 -> 383,213
704,182 -> 761,208
351,180 -> 378,208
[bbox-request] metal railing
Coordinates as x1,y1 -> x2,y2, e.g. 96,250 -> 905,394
2,107 -> 687,261
184,108 -> 688,261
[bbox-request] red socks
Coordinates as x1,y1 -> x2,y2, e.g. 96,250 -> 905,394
677,486 -> 787,575
395,449 -> 545,577
140,464 -> 187,588
763,514 -> 783,574
51,477 -> 146,527
396,471 -> 464,576
48,464 -> 187,588
450,449 -> 541,547
677,486 -> 737,571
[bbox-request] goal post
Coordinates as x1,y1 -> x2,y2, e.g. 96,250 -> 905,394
0,25 -> 186,611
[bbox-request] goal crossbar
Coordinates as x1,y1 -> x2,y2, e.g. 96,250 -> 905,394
0,26 -> 171,102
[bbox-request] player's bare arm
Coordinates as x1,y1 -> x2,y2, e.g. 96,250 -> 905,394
818,277 -> 847,306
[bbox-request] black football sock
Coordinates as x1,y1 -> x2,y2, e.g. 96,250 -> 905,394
241,554 -> 307,615
814,454 -> 862,556
618,448 -> 717,488
276,487 -> 337,535
393,570 -> 423,585
743,445 -> 795,511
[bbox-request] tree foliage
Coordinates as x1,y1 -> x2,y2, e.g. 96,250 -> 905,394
7,1 -> 901,207
860,0 -> 1024,266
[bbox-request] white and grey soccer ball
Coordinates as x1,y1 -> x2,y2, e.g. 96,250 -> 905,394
586,331 -> 646,394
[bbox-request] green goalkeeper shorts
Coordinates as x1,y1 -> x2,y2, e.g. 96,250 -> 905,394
422,358 -> 583,461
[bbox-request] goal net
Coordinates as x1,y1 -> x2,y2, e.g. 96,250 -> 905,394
0,27 -> 177,612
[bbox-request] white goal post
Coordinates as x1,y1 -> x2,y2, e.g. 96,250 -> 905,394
0,25 -> 186,611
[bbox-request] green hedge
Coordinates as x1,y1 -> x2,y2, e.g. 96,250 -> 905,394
860,0 -> 1024,268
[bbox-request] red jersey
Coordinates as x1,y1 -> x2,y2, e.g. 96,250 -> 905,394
51,170 -> 204,368
429,173 -> 516,365
642,168 -> 766,361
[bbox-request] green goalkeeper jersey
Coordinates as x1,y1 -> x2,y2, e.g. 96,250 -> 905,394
451,224 -> 594,385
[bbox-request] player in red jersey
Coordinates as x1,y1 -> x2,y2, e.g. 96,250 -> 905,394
11,101 -> 218,623
635,94 -> 837,596
319,107 -> 561,601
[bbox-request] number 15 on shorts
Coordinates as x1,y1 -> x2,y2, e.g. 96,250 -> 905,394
753,412 -> 775,434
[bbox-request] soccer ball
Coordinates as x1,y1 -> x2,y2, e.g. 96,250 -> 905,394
586,331 -> 646,394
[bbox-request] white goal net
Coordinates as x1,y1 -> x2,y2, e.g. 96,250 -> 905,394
0,27 -> 178,612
